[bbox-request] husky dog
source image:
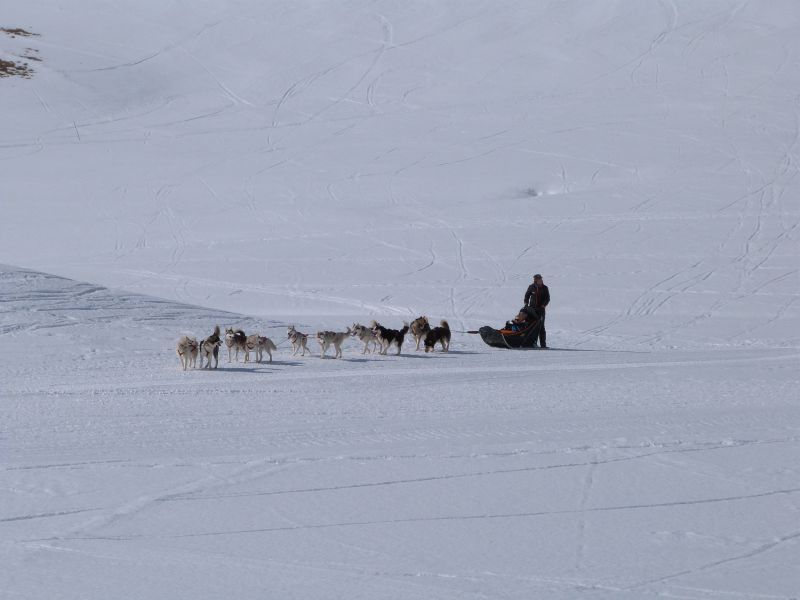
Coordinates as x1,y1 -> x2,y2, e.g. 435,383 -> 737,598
424,320 -> 451,353
287,325 -> 309,356
245,334 -> 277,363
316,330 -> 348,359
176,336 -> 198,370
257,336 -> 277,363
199,325 -> 221,369
370,320 -> 409,356
409,316 -> 431,350
224,327 -> 247,362
349,323 -> 379,354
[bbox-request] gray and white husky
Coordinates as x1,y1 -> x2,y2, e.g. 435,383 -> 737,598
316,329 -> 348,359
224,327 -> 247,362
199,325 -> 222,369
349,323 -> 379,354
409,316 -> 431,351
176,336 -> 198,370
287,325 -> 309,356
245,334 -> 277,363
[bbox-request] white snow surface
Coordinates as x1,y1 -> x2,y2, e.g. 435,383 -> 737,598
1,1 -> 799,598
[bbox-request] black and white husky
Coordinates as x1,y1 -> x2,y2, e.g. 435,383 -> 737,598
409,316 -> 431,351
224,327 -> 247,362
176,336 -> 198,370
316,330 -> 348,359
370,320 -> 409,355
245,334 -> 277,363
199,325 -> 221,369
349,323 -> 379,354
287,325 -> 309,356
424,320 -> 451,353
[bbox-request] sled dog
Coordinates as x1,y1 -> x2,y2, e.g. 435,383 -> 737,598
176,336 -> 198,370
245,334 -> 277,363
424,320 -> 451,353
409,316 -> 431,351
349,323 -> 379,354
287,325 -> 309,356
224,327 -> 247,362
199,325 -> 221,369
316,329 -> 348,359
370,320 -> 409,356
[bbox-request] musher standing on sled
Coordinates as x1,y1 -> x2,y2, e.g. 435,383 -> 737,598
524,274 -> 550,348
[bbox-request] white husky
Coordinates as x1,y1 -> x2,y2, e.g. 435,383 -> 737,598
176,336 -> 198,370
349,323 -> 379,354
245,334 -> 277,363
287,325 -> 309,356
316,330 -> 348,358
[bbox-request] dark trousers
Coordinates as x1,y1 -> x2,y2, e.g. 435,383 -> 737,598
537,310 -> 546,348
521,306 -> 547,347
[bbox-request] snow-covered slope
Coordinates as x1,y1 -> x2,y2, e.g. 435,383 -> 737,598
2,0 -> 798,347
1,1 -> 799,598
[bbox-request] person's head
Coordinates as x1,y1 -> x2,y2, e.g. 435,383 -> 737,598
533,273 -> 543,284
516,310 -> 527,322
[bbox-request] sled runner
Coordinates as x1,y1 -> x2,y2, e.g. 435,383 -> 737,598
478,318 -> 543,349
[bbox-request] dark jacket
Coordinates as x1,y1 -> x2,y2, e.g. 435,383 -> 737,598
524,283 -> 550,313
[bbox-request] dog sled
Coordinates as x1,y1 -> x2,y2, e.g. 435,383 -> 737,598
478,318 -> 543,349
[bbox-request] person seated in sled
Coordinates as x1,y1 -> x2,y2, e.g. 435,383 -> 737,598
504,310 -> 529,332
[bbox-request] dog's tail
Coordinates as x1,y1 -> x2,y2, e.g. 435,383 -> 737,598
399,322 -> 409,335
266,338 -> 277,351
440,320 -> 450,331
